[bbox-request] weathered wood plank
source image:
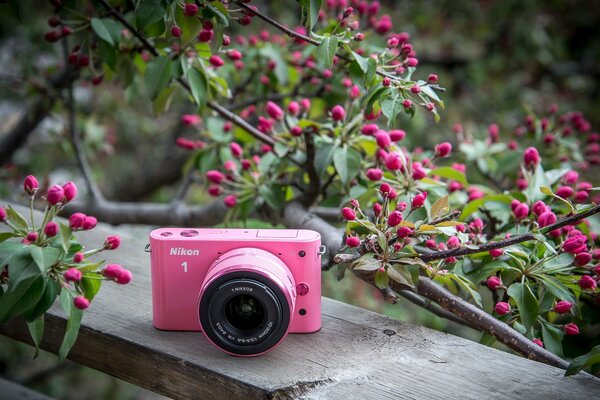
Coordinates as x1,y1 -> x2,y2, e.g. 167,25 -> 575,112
1,204 -> 599,399
0,377 -> 54,400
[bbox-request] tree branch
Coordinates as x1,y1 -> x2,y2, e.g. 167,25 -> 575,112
279,202 -> 576,371
334,203 -> 600,265
0,67 -> 78,164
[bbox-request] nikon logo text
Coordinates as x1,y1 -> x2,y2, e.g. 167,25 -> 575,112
170,248 -> 200,256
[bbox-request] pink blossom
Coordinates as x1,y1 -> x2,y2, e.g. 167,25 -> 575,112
266,101 -> 284,120
494,302 -> 511,316
346,236 -> 360,247
486,276 -> 503,290
64,268 -> 82,282
24,175 -> 39,195
341,207 -> 356,221
553,301 -> 572,314
366,168 -> 383,181
331,105 -> 346,121
46,185 -> 64,205
73,296 -> 89,310
104,235 -> 121,250
224,195 -> 237,208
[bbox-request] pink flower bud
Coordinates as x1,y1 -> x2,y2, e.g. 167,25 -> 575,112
184,3 -> 199,16
388,189 -> 398,200
379,182 -> 391,195
346,236 -> 360,247
396,202 -> 407,212
206,170 -> 225,184
103,264 -> 123,279
373,202 -> 382,216
447,236 -> 460,249
375,130 -> 392,148
578,275 -> 596,290
331,105 -> 346,121
73,252 -> 84,263
209,55 -> 224,68
537,211 -> 557,228
435,142 -> 452,157
300,98 -> 311,112
350,199 -> 360,208
427,74 -> 438,83
64,267 -> 82,282
486,276 -> 503,290
230,142 -> 243,158
553,300 -> 572,314
410,85 -> 420,94
287,101 -> 300,116
116,269 -> 132,284
402,99 -> 413,108
494,302 -> 511,316
182,114 -> 201,126
523,147 -> 540,167
366,168 -> 383,181
104,235 -> 121,250
83,216 -> 97,230
44,221 -> 58,237
412,192 -> 427,209
489,248 -> 503,258
290,126 -> 302,137
46,185 -> 64,205
533,338 -> 544,347
361,124 -> 378,136
198,29 -> 214,42
513,203 -> 530,220
389,130 -> 406,142
532,201 -> 546,216
397,226 -> 412,238
62,181 -> 77,202
224,194 -> 237,208
69,213 -> 86,229
574,252 -> 592,266
349,85 -> 360,98
73,296 -> 89,310
564,170 -> 579,184
27,232 -> 38,242
171,25 -> 182,38
0,207 -> 6,221
556,186 -> 574,199
24,175 -> 39,195
574,191 -> 589,203
564,323 -> 579,336
385,152 -> 402,171
388,211 -> 403,227
266,101 -> 284,120
341,207 -> 356,221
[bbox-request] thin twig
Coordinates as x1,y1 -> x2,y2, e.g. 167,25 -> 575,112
62,38 -> 104,201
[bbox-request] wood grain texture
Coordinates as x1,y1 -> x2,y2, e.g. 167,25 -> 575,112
1,204 -> 599,399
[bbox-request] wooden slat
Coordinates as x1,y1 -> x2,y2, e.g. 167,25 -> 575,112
1,204 -> 599,399
0,377 -> 54,400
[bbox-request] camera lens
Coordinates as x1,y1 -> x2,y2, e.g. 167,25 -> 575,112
225,294 -> 265,331
198,248 -> 297,356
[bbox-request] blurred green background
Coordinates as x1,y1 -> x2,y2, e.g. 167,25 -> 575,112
1,0 -> 599,398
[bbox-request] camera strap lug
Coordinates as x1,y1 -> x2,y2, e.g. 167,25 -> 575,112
318,245 -> 326,255
144,243 -> 151,253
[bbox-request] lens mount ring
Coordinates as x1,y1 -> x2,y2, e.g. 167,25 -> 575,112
199,271 -> 291,356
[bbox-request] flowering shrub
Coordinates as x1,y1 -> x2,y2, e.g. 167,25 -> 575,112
0,176 -> 131,360
3,0 -> 599,375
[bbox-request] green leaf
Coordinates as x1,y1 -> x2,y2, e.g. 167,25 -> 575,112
299,0 -> 322,30
24,278 -> 59,322
375,269 -> 389,289
0,232 -> 17,243
350,50 -> 369,73
507,283 -> 539,332
91,18 -> 120,46
30,246 -> 60,275
316,36 -> 339,69
540,186 -> 575,214
353,255 -> 381,271
81,273 -> 102,302
6,205 -> 28,231
144,56 -> 173,100
259,184 -> 286,210
59,223 -> 72,254
333,146 -> 361,186
188,66 -> 208,108
541,322 -> 564,358
566,345 -> 600,376
259,45 -> 289,85
27,316 -> 44,359
380,90 -> 403,125
174,5 -> 203,45
420,85 -> 444,109
152,85 -> 176,114
58,290 -> 84,362
480,332 -> 496,346
459,194 -> 514,221
0,259 -> 45,323
430,195 -> 449,221
136,0 -> 165,30
314,137 -> 336,179
387,265 -> 414,288
273,142 -> 289,158
429,167 -> 468,186
540,276 -> 575,304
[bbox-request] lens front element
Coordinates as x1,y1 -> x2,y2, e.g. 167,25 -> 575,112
225,294 -> 265,331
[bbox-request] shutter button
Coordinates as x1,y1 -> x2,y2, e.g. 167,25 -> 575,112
296,283 -> 309,296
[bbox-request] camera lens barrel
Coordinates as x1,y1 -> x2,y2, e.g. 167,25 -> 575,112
198,248 -> 296,356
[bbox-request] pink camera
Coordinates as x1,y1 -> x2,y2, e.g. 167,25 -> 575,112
148,228 -> 323,356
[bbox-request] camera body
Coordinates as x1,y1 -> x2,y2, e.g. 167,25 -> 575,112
149,228 -> 322,356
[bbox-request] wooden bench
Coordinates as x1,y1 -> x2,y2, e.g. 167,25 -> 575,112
1,204 -> 599,399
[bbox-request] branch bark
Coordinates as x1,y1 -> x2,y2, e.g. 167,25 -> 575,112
0,67 -> 78,164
